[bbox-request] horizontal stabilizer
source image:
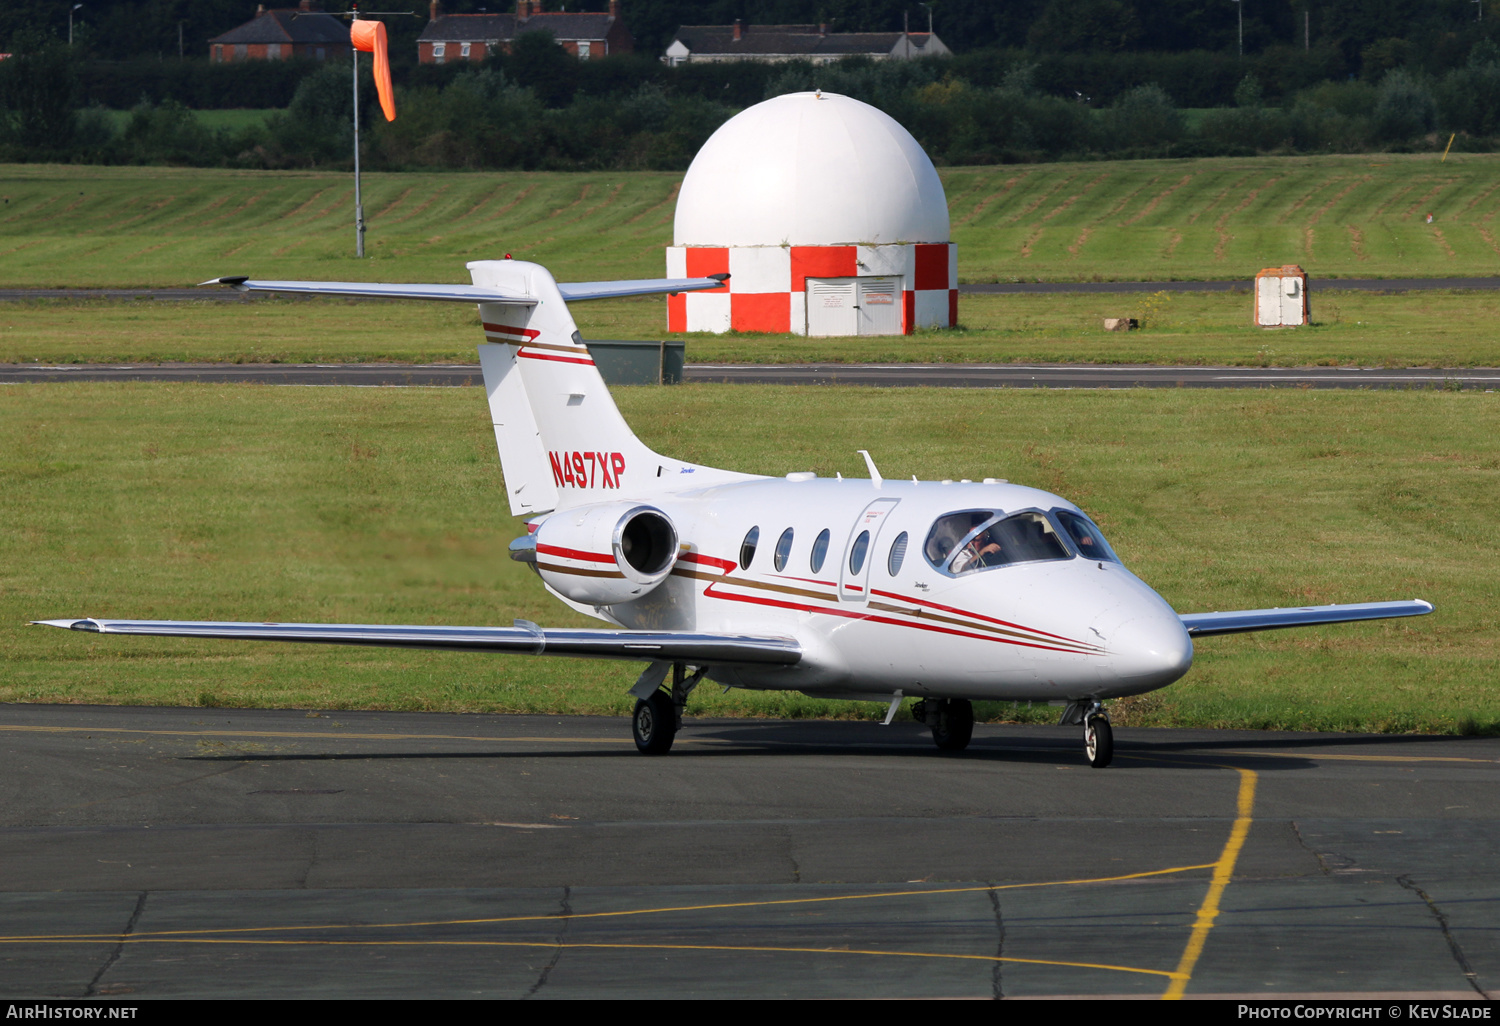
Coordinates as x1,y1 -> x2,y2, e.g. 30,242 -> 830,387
200,275 -> 729,305
30,618 -> 801,665
1179,599 -> 1433,637
558,275 -> 728,302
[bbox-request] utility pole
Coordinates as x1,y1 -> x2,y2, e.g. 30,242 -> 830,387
178,21 -> 185,59
68,4 -> 83,46
1232,0 -> 1243,58
1305,6 -> 1310,49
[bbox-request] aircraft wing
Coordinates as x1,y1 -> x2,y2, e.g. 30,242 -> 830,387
199,275 -> 728,304
32,618 -> 800,664
1179,599 -> 1433,637
30,618 -> 801,665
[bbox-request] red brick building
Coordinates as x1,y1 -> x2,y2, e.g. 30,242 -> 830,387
417,0 -> 632,64
208,1 -> 351,63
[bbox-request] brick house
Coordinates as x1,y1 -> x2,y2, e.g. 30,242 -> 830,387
208,1 -> 350,63
665,23 -> 950,66
417,0 -> 632,64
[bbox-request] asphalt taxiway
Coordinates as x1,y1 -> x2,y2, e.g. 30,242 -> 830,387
3,362 -> 1497,390
1,703 -> 1495,999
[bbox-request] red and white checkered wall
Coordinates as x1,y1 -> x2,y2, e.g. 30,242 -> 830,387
666,243 -> 957,335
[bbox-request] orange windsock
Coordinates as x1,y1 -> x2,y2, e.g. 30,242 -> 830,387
350,20 -> 396,122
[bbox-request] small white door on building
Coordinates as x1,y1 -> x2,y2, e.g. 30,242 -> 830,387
1256,276 -> 1282,325
1280,277 -> 1303,325
806,279 -> 858,336
857,277 -> 902,335
807,277 -> 903,336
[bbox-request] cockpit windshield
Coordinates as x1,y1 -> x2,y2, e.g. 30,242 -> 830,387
1053,509 -> 1120,563
923,509 -> 1073,575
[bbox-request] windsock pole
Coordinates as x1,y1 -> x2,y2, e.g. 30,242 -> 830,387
353,23 -> 365,258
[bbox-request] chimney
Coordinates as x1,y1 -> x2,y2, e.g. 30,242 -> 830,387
516,0 -> 529,19
297,0 -> 312,11
256,4 -> 266,15
608,0 -> 619,18
732,19 -> 742,41
818,22 -> 827,36
430,0 -> 442,21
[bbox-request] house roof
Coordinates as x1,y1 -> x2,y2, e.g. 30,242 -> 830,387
418,12 -> 616,44
209,10 -> 350,46
671,25 -> 943,58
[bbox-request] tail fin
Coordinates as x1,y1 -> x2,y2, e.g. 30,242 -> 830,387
472,259 -> 751,516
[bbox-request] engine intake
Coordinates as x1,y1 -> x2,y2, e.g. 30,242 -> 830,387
531,503 -> 679,606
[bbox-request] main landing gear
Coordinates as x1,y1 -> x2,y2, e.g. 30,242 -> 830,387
631,662 -> 706,755
911,698 -> 975,752
1061,699 -> 1114,768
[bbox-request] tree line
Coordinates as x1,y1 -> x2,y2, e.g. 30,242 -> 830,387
7,26 -> 1500,169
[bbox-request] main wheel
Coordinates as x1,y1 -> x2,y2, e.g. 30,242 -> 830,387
931,698 -> 974,752
632,690 -> 677,755
1084,716 -> 1113,768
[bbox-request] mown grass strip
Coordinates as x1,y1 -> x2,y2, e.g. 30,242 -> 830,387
4,154 -> 1500,288
3,383 -> 1495,733
2,290 -> 1498,368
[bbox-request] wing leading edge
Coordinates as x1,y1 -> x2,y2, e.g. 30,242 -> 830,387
1179,599 -> 1433,637
199,275 -> 729,304
30,619 -> 801,665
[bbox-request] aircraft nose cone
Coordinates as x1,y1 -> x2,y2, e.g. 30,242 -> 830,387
1095,606 -> 1194,690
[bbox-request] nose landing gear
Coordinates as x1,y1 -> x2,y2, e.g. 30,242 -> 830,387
1060,699 -> 1114,767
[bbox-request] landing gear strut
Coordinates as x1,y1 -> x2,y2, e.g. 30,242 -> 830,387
912,698 -> 975,752
631,663 -> 705,755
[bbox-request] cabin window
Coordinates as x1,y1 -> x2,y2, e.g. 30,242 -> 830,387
809,529 -> 830,574
924,510 -> 1072,576
773,528 -> 794,572
887,532 -> 908,576
739,526 -> 759,570
460,42 -> 471,58
1053,509 -> 1120,563
848,531 -> 870,574
433,42 -> 446,63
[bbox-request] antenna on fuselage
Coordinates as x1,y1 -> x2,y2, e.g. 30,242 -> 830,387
857,450 -> 883,485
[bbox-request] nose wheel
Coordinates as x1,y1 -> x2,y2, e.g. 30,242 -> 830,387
1083,705 -> 1113,768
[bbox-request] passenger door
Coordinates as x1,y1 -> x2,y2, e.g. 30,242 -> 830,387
839,498 -> 901,603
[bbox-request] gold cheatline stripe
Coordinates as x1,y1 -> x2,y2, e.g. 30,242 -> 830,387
867,600 -> 1100,652
1162,766 -> 1258,1000
676,567 -> 1097,652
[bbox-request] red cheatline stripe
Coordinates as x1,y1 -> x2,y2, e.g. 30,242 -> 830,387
705,588 -> 1093,655
868,588 -> 1086,646
679,552 -> 738,573
537,543 -> 615,564
517,351 -> 595,366
481,322 -> 540,340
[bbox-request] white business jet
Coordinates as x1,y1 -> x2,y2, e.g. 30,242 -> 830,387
34,260 -> 1432,767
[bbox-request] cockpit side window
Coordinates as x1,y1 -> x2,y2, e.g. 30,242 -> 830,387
1054,509 -> 1120,563
923,510 -> 993,570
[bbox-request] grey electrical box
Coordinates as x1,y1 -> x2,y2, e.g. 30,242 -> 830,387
583,339 -> 685,385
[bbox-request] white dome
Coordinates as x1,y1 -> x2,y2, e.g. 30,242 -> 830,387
674,91 -> 950,248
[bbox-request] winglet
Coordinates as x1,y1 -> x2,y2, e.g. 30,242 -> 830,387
200,276 -> 250,291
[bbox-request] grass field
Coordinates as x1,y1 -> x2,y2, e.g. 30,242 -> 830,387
3,154 -> 1500,288
4,383 -> 1496,734
92,109 -> 279,134
4,289 -> 1499,367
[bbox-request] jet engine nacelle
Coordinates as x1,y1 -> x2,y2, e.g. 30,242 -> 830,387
532,502 -> 679,606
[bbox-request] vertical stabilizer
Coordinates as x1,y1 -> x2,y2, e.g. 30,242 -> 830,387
471,260 -> 755,515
